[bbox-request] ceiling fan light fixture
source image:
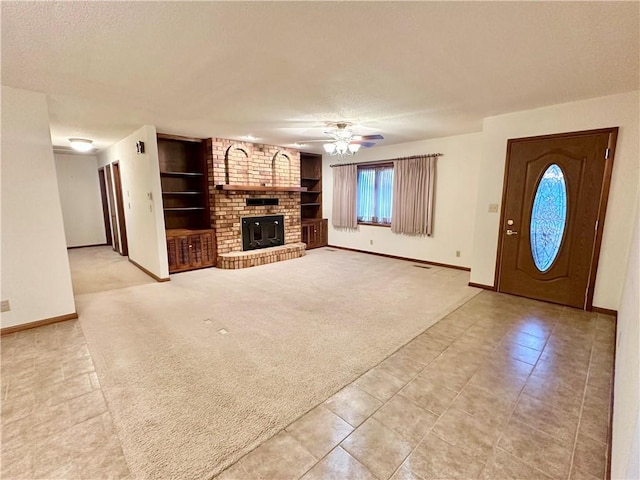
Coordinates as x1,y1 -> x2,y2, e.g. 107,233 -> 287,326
323,143 -> 337,154
69,138 -> 94,152
335,140 -> 349,155
316,122 -> 382,156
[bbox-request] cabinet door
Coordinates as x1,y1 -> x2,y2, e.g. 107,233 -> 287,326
303,222 -> 321,249
175,236 -> 191,271
320,219 -> 328,247
310,223 -> 319,248
188,234 -> 203,267
301,224 -> 311,248
167,237 -> 179,272
200,231 -> 216,266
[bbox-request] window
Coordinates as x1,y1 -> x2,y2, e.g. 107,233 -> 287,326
530,164 -> 567,272
357,165 -> 393,226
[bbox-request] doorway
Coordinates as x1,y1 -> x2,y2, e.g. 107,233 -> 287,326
496,128 -> 617,309
111,161 -> 128,256
98,167 -> 112,246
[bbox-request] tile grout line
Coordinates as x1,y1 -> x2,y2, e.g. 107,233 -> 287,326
566,324 -> 598,480
230,297 -> 486,480
426,306 -> 564,479
493,308 -> 601,479
297,312 -> 484,480
384,311 -> 518,479
386,300 -> 561,477
484,307 -> 574,478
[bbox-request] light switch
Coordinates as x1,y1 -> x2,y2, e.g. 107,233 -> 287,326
488,203 -> 499,213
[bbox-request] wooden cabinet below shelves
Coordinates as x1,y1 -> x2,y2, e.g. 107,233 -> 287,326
166,229 -> 216,273
302,219 -> 328,250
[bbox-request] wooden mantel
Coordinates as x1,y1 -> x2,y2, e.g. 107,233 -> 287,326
215,184 -> 307,192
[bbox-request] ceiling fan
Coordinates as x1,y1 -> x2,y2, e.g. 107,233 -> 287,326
302,122 -> 384,156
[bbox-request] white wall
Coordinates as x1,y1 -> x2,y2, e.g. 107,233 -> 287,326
54,153 -> 106,247
469,91 -> 639,310
1,86 -> 76,328
611,197 -> 639,480
98,126 -> 169,280
323,133 -> 482,268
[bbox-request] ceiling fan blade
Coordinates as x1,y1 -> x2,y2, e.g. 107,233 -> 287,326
299,139 -> 329,143
353,141 -> 376,148
352,134 -> 384,141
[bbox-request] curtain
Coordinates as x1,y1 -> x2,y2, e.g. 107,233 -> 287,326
332,164 -> 358,229
391,155 -> 436,235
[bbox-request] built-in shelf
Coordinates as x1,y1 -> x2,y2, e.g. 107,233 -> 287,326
161,171 -> 204,177
163,207 -> 206,211
215,184 -> 308,192
300,152 -> 327,249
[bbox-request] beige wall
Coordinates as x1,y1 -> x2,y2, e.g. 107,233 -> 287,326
98,126 -> 169,279
611,197 -> 639,480
323,133 -> 482,268
1,86 -> 76,328
54,153 -> 106,247
469,91 -> 639,310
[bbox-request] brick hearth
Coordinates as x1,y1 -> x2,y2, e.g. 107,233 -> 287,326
217,243 -> 306,269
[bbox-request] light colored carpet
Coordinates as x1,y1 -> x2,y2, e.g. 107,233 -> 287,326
68,245 -> 155,295
75,248 -> 480,480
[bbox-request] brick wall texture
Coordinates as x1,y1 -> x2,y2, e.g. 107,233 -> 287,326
206,138 -> 302,254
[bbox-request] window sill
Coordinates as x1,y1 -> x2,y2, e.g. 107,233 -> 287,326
358,222 -> 391,228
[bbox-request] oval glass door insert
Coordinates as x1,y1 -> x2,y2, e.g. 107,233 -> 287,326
530,164 -> 567,272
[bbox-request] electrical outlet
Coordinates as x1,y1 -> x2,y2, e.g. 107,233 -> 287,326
370,240 -> 374,245
456,251 -> 461,257
1,300 -> 10,312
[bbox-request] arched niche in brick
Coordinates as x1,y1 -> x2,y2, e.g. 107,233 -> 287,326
225,145 -> 250,184
271,150 -> 292,187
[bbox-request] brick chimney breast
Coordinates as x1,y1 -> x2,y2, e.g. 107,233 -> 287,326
206,138 -> 302,255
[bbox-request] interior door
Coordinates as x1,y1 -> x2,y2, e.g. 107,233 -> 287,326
497,128 -> 617,309
104,164 -> 120,253
112,162 -> 129,256
98,168 -> 112,246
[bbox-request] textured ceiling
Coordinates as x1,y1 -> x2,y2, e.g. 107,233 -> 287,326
2,1 -> 638,153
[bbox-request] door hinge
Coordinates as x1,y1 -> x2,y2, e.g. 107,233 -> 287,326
595,219 -> 599,231
605,148 -> 610,160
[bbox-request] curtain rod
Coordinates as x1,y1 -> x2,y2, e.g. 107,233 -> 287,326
329,153 -> 443,168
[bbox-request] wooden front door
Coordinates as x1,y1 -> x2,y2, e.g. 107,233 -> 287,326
497,128 -> 617,309
104,164 -> 120,253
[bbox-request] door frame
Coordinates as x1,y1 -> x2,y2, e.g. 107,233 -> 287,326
104,164 -> 120,252
111,161 -> 129,256
494,127 -> 618,310
97,167 -> 112,246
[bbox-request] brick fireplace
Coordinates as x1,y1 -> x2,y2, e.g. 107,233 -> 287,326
205,138 -> 305,268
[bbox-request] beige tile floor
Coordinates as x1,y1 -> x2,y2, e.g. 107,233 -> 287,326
0,291 -> 614,480
216,292 -> 615,480
1,320 -> 130,479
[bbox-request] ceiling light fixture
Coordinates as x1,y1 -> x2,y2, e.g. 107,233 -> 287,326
323,124 -> 361,156
69,138 -> 94,152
